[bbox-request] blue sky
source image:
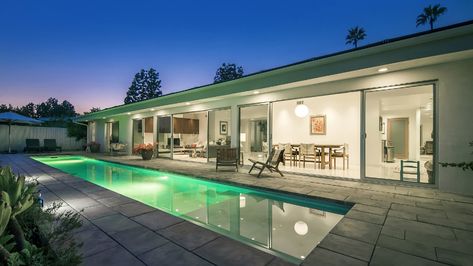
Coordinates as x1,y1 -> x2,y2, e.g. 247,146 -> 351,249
1,0 -> 472,113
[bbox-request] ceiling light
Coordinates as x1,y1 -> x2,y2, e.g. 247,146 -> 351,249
294,101 -> 309,118
294,221 -> 308,236
102,117 -> 106,119
186,102 -> 190,105
150,108 -> 155,111
378,67 -> 388,73
253,91 -> 259,94
127,112 -> 131,115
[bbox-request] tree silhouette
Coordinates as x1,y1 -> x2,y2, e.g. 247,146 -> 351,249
124,68 -> 163,104
345,26 -> 367,48
214,63 -> 244,83
416,4 -> 447,30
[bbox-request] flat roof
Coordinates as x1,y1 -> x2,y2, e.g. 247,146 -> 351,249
78,19 -> 473,121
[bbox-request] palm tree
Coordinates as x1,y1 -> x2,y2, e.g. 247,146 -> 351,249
416,4 -> 447,30
345,26 -> 367,48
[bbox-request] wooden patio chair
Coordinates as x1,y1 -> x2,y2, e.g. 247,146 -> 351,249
248,148 -> 285,178
331,143 -> 349,170
216,147 -> 238,172
299,143 -> 321,168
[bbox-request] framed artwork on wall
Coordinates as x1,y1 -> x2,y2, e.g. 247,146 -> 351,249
220,121 -> 228,135
310,115 -> 326,135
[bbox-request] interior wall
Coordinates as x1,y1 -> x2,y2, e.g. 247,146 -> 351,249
272,92 -> 360,166
209,109 -> 231,142
421,117 -> 433,146
179,112 -> 208,146
382,109 -> 419,161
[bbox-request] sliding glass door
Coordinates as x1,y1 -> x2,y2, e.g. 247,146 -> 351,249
364,85 -> 435,184
157,116 -> 172,158
239,104 -> 269,165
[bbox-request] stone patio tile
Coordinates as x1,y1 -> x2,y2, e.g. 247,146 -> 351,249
308,190 -> 348,201
87,188 -> 121,200
370,246 -> 443,266
195,236 -> 274,266
331,218 -> 382,244
352,204 -> 388,216
93,214 -> 142,235
446,211 -> 473,223
301,247 -> 367,266
406,231 -> 473,256
132,210 -> 184,231
74,228 -> 118,257
318,233 -> 374,262
81,245 -> 144,266
112,201 -> 156,217
81,204 -> 118,220
267,257 -> 297,266
65,196 -> 101,210
111,226 -> 169,255
139,242 -> 213,266
417,215 -> 473,231
390,203 -> 447,218
97,195 -> 136,207
435,247 -> 473,266
380,224 -> 405,239
387,209 -> 417,220
384,216 -> 455,240
454,229 -> 473,242
377,235 -> 437,260
345,209 -> 386,225
158,221 -> 220,250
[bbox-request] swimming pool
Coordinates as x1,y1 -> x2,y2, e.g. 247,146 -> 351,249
33,155 -> 351,263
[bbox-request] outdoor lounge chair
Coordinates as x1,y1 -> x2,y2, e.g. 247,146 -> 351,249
110,142 -> 127,156
248,148 -> 285,178
24,139 -> 41,153
216,147 -> 238,172
43,139 -> 62,152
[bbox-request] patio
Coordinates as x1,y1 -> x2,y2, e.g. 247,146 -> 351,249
1,153 -> 472,265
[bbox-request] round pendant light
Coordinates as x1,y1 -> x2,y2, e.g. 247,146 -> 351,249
294,221 -> 308,235
294,101 -> 309,118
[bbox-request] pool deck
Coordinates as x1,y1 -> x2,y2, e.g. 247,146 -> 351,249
1,153 -> 473,266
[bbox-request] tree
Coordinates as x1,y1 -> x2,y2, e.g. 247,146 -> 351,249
17,103 -> 36,118
416,4 -> 447,30
35,98 -> 76,118
345,26 -> 367,48
214,63 -> 244,83
0,104 -> 14,113
124,68 -> 163,104
83,107 -> 101,115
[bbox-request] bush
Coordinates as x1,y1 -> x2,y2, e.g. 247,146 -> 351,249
0,166 -> 83,265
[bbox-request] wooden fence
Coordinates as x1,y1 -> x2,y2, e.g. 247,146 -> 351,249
0,124 -> 85,152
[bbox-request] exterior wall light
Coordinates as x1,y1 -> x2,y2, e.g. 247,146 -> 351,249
294,101 -> 309,118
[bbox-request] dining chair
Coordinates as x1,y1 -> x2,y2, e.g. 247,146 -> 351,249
299,144 -> 320,168
331,143 -> 349,170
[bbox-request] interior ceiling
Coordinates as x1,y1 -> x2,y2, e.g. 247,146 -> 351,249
379,85 -> 433,113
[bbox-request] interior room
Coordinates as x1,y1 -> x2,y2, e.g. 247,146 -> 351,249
104,121 -> 119,152
172,111 -> 208,163
157,116 -> 172,158
132,117 -> 154,149
239,104 -> 269,165
365,85 -> 434,183
208,108 -> 232,162
272,92 -> 360,179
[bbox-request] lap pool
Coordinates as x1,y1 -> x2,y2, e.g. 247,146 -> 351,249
33,155 -> 351,263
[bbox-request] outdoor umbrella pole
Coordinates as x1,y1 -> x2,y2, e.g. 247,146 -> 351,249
8,121 -> 11,153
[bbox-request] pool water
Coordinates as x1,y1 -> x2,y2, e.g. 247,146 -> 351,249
33,155 -> 351,263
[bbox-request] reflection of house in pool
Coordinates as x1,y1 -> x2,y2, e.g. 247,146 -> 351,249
79,21 -> 473,196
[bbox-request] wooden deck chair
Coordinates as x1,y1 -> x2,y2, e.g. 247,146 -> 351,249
216,148 -> 238,172
248,148 -> 285,178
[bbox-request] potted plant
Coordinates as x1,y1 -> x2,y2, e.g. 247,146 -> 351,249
133,143 -> 155,160
87,141 -> 100,153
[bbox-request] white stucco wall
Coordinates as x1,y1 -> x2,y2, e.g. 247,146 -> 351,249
89,57 -> 473,195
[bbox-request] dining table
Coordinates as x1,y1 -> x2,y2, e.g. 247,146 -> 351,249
314,144 -> 344,169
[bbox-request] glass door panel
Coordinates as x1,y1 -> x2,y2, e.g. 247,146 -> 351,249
365,85 -> 434,183
239,104 -> 269,165
157,116 -> 172,158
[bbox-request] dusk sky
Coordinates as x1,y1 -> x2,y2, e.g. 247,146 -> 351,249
1,1 -> 472,113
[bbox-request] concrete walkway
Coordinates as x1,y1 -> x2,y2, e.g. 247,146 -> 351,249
1,154 -> 473,266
